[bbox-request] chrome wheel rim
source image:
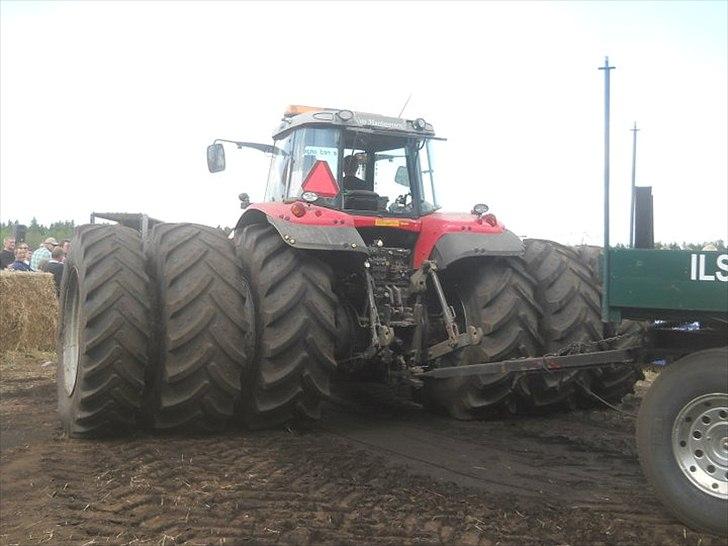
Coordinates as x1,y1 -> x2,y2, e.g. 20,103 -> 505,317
62,271 -> 81,395
672,393 -> 728,499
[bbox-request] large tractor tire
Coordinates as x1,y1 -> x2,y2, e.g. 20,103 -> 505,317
636,348 -> 728,536
234,223 -> 338,428
574,244 -> 603,284
570,243 -> 645,404
144,223 -> 254,431
522,239 -> 603,410
421,258 -> 542,419
57,225 -> 151,438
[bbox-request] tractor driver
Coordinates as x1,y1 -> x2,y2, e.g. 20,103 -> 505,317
342,153 -> 372,191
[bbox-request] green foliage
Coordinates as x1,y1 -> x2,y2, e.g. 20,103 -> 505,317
653,240 -> 726,251
0,219 -> 76,249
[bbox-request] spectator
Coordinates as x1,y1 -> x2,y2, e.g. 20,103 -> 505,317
7,244 -> 32,271
30,237 -> 58,271
0,237 -> 15,269
61,239 -> 71,262
42,246 -> 65,294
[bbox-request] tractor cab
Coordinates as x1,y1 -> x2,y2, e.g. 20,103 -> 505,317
210,105 -> 444,219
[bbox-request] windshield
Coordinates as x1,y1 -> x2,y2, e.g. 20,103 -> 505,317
273,127 -> 441,216
340,130 -> 440,216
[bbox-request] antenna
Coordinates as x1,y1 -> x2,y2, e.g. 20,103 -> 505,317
398,93 -> 412,118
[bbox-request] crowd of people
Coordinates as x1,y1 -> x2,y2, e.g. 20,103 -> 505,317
0,236 -> 70,294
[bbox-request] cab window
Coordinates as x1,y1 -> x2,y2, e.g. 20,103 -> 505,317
265,135 -> 292,202
288,127 -> 340,198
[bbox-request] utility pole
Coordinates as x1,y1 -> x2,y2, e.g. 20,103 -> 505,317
599,57 -> 615,323
629,122 -> 639,247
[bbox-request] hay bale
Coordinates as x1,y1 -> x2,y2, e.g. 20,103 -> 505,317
0,271 -> 58,353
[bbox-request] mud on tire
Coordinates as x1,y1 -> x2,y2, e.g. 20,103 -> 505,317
421,258 -> 542,419
234,222 -> 338,428
144,223 -> 254,431
57,224 -> 151,438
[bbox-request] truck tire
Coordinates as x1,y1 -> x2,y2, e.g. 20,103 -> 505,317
570,243 -> 645,404
523,239 -> 603,410
421,258 -> 542,419
636,348 -> 728,536
144,223 -> 254,431
57,225 -> 151,437
234,223 -> 338,428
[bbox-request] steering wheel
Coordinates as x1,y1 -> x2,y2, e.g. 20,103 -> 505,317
388,193 -> 412,213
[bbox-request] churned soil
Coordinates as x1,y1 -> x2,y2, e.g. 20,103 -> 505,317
0,352 -> 722,545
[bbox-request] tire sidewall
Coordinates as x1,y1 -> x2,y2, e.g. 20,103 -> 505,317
56,242 -> 89,432
637,348 -> 728,535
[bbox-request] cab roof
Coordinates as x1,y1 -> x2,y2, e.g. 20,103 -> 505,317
272,105 -> 436,139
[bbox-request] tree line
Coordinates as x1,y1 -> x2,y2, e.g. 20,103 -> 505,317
1,219 -> 76,249
1,219 -> 725,252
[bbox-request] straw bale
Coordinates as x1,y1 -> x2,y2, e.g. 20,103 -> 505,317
0,271 -> 58,353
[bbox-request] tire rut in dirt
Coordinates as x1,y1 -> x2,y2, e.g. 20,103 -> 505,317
57,224 -> 151,437
145,223 -> 254,431
523,239 -> 603,410
421,258 -> 542,419
235,222 -> 337,429
571,243 -> 645,404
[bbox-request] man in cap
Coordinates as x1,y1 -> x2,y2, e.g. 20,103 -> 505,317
30,237 -> 59,271
342,153 -> 370,191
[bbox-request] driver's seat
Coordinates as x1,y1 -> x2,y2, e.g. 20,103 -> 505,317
343,190 -> 379,211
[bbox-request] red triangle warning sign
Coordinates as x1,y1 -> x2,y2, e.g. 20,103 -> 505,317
301,160 -> 340,197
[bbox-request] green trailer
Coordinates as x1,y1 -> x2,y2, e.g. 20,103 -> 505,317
593,57 -> 726,535
607,248 -> 728,322
601,247 -> 728,536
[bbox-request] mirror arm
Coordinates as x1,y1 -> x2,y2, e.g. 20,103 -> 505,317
214,139 -> 279,155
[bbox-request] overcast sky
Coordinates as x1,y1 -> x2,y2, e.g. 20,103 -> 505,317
1,1 -> 726,245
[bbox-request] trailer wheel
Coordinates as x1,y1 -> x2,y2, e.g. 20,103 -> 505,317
234,223 -> 338,428
57,225 -> 151,437
636,348 -> 728,536
144,223 -> 254,431
421,258 -> 541,419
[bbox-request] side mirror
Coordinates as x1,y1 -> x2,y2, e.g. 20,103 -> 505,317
394,165 -> 409,186
207,143 -> 226,173
238,193 -> 250,209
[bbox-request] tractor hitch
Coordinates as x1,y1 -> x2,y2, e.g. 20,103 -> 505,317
420,348 -> 637,379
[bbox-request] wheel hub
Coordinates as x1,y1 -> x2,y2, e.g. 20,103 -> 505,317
672,393 -> 728,499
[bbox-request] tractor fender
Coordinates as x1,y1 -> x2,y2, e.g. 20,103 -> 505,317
430,229 -> 524,269
235,205 -> 368,254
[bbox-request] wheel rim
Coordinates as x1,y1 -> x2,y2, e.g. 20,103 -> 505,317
672,393 -> 728,499
62,270 -> 81,395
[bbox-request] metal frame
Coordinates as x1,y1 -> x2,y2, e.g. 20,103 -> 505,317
420,349 -> 636,379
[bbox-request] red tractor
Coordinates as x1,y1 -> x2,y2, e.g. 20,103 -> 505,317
56,105 -> 640,435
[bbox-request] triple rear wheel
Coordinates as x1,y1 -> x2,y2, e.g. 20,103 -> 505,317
57,221 -> 336,436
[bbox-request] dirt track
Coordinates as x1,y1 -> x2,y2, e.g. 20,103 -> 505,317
0,352 -> 723,545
